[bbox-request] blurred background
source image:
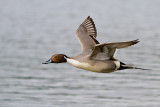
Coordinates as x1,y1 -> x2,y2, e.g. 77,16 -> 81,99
0,0 -> 160,107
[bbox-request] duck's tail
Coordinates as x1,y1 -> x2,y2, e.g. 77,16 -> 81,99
118,62 -> 150,70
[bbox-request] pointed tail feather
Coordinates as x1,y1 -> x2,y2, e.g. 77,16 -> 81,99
132,67 -> 150,70
119,62 -> 150,70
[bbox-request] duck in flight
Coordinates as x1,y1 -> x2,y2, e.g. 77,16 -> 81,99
43,16 -> 147,73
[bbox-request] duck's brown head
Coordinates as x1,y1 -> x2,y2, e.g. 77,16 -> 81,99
42,54 -> 68,64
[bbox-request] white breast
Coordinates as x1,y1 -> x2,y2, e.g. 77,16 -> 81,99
66,58 -> 103,72
66,58 -> 117,73
66,58 -> 90,68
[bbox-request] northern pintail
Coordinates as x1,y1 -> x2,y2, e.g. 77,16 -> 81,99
43,16 -> 147,73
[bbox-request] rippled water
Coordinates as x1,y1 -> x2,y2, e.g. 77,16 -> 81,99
0,0 -> 160,107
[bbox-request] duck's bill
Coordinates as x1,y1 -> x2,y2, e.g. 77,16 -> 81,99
42,59 -> 52,64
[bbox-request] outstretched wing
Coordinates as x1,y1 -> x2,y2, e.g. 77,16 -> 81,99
89,39 -> 139,60
76,16 -> 99,53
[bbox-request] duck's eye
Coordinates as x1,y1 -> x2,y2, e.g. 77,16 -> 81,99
53,56 -> 58,59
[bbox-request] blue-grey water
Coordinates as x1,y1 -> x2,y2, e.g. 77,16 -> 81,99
0,0 -> 160,107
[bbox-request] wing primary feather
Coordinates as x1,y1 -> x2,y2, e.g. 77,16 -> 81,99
76,16 -> 98,52
89,39 -> 139,60
81,16 -> 97,38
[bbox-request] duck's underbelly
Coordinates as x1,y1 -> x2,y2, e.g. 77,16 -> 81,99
66,58 -> 118,73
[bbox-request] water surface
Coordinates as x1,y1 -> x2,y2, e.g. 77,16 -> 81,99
0,0 -> 160,107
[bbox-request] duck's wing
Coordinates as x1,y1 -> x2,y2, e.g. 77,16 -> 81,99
89,39 -> 139,60
76,16 -> 99,53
